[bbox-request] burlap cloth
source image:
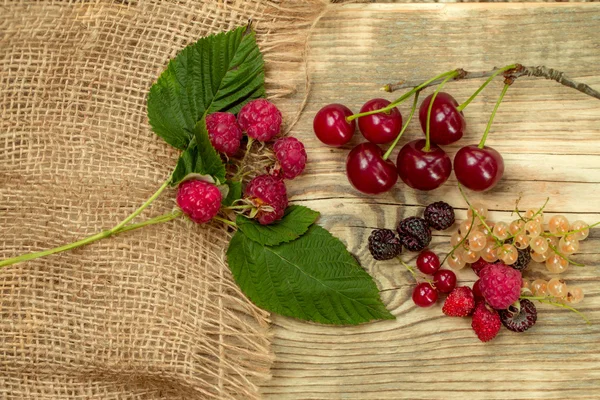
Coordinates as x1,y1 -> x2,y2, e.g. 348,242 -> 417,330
0,1 -> 325,398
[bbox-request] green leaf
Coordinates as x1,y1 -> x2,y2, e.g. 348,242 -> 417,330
226,225 -> 394,325
237,205 -> 320,246
171,118 -> 227,186
148,26 -> 265,150
222,180 -> 242,207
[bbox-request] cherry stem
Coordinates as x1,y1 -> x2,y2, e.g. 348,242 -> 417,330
346,69 -> 459,122
456,64 -> 518,111
382,92 -> 420,161
478,82 -> 510,149
520,295 -> 590,324
424,72 -> 457,152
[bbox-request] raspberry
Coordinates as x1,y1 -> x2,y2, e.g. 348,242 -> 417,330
176,179 -> 222,224
272,137 -> 307,180
423,201 -> 455,231
396,217 -> 431,252
442,286 -> 475,317
368,229 -> 402,261
499,299 -> 538,332
205,112 -> 243,156
237,99 -> 282,142
244,174 -> 288,225
471,302 -> 501,342
479,263 -> 522,310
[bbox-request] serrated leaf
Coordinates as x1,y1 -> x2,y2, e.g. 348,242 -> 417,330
222,180 -> 242,207
226,225 -> 394,325
237,205 -> 320,246
148,26 -> 265,150
170,119 -> 226,186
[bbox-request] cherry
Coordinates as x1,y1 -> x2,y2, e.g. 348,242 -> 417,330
313,104 -> 355,147
357,98 -> 403,144
418,92 -> 466,145
416,250 -> 441,275
346,143 -> 398,194
412,282 -> 438,307
433,269 -> 456,294
454,144 -> 504,191
396,139 -> 452,191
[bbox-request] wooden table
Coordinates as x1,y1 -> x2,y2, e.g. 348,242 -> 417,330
262,3 -> 600,399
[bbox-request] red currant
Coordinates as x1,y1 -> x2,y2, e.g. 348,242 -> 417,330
412,282 -> 438,307
433,269 -> 456,294
416,250 -> 441,275
313,104 -> 355,147
357,98 -> 402,144
472,279 -> 484,301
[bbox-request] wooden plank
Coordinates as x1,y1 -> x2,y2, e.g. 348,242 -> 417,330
262,3 -> 600,399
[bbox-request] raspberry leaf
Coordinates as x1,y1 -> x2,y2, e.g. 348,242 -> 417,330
226,225 -> 394,325
222,180 -> 242,207
236,205 -> 320,246
171,119 -> 227,186
148,26 -> 264,150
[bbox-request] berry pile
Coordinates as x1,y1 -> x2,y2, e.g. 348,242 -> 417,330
177,99 -> 308,226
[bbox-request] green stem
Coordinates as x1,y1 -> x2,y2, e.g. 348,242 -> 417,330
479,83 -> 510,149
346,70 -> 458,122
520,295 -> 590,324
233,138 -> 254,181
214,216 -> 237,228
111,178 -> 171,232
424,73 -> 457,152
547,242 -> 585,267
0,211 -> 183,269
382,92 -> 420,161
224,205 -> 254,210
457,183 -> 502,245
441,214 -> 477,266
542,221 -> 600,238
457,64 -> 518,111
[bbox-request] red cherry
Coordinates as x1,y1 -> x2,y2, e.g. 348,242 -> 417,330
418,92 -> 466,145
416,250 -> 441,275
396,139 -> 452,191
433,269 -> 457,294
454,144 -> 504,191
346,143 -> 398,194
357,98 -> 403,144
412,282 -> 438,307
313,104 -> 355,147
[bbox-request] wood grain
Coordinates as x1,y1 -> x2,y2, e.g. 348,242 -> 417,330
262,3 -> 600,399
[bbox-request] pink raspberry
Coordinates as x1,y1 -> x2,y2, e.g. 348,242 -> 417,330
244,174 -> 288,225
479,263 -> 522,310
176,180 -> 222,224
272,137 -> 307,180
205,112 -> 243,156
237,99 -> 282,142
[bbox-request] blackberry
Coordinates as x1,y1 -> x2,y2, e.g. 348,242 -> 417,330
368,229 -> 402,261
499,299 -> 537,332
396,217 -> 431,252
423,201 -> 455,231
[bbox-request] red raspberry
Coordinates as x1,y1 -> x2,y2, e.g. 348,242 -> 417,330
176,180 -> 222,224
244,174 -> 288,225
471,302 -> 501,342
205,112 -> 243,156
273,137 -> 307,180
442,286 -> 475,317
479,263 -> 522,310
237,99 -> 282,142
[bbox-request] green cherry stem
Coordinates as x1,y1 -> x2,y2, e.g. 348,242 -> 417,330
382,92 -> 420,161
478,82 -> 510,149
0,210 -> 183,269
424,72 -> 458,152
457,64 -> 518,111
346,69 -> 459,122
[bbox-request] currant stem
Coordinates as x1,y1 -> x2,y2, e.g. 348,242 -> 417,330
441,214 -> 476,266
346,69 -> 458,122
382,92 -> 420,161
456,64 -> 518,111
547,242 -> 585,267
478,83 -> 510,149
457,183 -> 502,245
424,72 -> 458,152
0,211 -> 183,269
542,221 -> 600,238
520,295 -> 590,324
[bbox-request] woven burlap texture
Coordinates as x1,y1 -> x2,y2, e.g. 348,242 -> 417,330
0,0 -> 325,398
